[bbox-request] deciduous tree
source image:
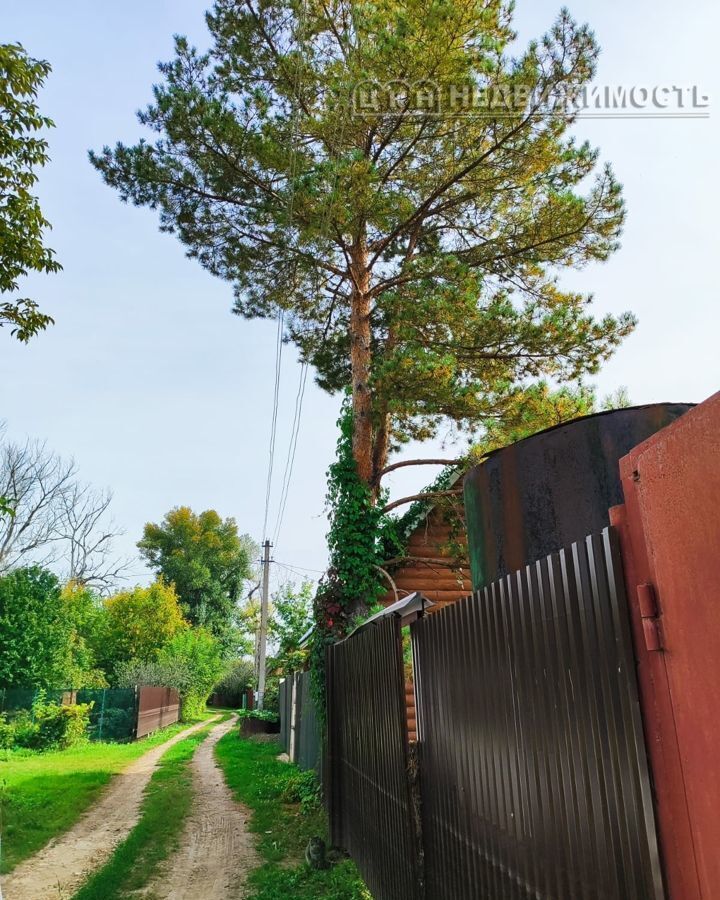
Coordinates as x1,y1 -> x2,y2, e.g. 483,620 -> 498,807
270,579 -> 314,675
1,43 -> 61,341
137,506 -> 255,639
0,426 -> 127,588
98,579 -> 187,675
0,567 -> 68,687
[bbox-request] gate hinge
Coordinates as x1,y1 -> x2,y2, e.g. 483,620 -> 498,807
637,583 -> 663,652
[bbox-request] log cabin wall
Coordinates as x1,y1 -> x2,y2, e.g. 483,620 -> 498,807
380,491 -> 472,740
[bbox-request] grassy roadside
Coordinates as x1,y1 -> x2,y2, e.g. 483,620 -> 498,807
71,714 -> 228,900
215,728 -> 370,900
0,713 -> 216,874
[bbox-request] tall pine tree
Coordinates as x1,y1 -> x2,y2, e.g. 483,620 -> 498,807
91,1 -> 633,495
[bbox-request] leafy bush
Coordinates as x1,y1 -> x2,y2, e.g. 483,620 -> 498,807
212,659 -> 254,707
117,628 -> 225,721
0,696 -> 92,750
237,709 -> 279,723
114,657 -> 184,690
31,694 -> 93,749
0,567 -> 69,687
98,580 -> 187,678
9,710 -> 40,748
158,629 -> 224,721
280,769 -> 321,814
0,712 -> 15,748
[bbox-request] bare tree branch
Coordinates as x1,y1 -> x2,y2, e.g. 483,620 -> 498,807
0,424 -> 129,591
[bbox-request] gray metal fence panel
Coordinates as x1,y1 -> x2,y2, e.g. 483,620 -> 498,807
327,615 -> 419,900
278,678 -> 289,753
296,671 -> 321,773
412,527 -> 665,900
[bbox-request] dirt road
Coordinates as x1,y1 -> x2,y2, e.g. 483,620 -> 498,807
1,716 -> 219,900
140,715 -> 258,899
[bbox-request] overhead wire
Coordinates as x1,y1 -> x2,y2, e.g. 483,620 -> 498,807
271,360 -> 309,546
261,309 -> 285,542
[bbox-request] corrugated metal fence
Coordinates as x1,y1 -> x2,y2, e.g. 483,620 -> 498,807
280,671 -> 322,772
279,677 -> 291,753
326,527 -> 665,900
135,685 -> 180,738
327,616 -> 420,900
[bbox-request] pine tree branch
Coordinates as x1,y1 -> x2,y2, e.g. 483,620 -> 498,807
380,488 -> 463,515
379,458 -> 465,478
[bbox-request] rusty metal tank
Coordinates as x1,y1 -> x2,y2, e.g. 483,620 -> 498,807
463,403 -> 693,590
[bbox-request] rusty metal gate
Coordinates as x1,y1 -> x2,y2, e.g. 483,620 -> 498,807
412,527 -> 665,900
326,616 -> 419,900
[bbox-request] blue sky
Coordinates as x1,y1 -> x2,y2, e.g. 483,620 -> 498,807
1,0 -> 718,586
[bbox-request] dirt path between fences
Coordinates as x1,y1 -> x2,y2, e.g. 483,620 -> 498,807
1,715 -> 220,900
139,715 -> 258,900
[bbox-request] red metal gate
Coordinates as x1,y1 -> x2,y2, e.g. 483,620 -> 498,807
611,391 -> 720,900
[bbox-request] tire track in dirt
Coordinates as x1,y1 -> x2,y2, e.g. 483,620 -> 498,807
139,715 -> 258,899
1,716 -> 220,900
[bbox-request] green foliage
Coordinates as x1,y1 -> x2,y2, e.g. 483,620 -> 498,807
237,708 -> 278,723
281,768 -> 322,815
137,506 -> 255,644
97,579 -> 187,677
324,404 -> 386,617
0,694 -> 92,751
114,627 -> 224,719
270,580 -> 314,675
0,567 -> 71,687
602,385 -> 632,410
30,693 -> 93,750
59,582 -> 108,688
215,731 -> 369,899
92,2 -> 633,489
157,628 -> 225,720
212,658 -> 255,706
0,43 -> 61,341
310,402 -> 388,714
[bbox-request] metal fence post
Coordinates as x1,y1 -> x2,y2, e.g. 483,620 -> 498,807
98,688 -> 106,742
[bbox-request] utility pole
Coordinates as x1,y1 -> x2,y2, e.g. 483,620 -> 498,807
256,539 -> 272,710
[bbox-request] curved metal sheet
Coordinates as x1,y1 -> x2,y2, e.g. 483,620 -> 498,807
464,403 -> 692,590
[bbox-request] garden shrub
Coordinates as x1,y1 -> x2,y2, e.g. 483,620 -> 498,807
237,709 -> 279,723
0,712 -> 15,749
30,694 -> 93,749
280,769 -> 321,814
7,710 -> 40,749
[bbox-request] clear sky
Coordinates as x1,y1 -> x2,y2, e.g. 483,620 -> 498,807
1,0 -> 718,587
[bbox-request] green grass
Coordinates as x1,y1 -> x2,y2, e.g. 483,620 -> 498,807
215,729 -> 371,900
71,716 -> 228,900
0,714 -> 215,874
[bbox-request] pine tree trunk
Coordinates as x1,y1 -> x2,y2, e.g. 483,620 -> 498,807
371,411 -> 390,500
349,235 -> 373,486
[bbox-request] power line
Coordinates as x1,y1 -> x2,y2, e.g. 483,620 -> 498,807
274,559 -> 326,575
261,311 -> 284,542
271,361 -> 308,546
